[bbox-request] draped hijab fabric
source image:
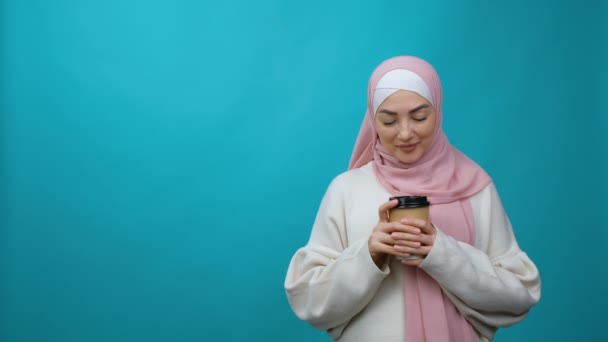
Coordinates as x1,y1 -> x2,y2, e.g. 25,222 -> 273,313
348,56 -> 492,341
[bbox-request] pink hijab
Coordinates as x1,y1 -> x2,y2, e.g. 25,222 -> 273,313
349,56 -> 491,341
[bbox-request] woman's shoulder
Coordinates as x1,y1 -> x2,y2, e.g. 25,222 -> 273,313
321,161 -> 384,206
330,161 -> 375,187
319,161 -> 379,199
470,181 -> 502,207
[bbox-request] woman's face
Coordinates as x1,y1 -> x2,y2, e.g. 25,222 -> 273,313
374,90 -> 437,164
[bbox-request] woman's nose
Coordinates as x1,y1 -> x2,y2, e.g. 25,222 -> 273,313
397,122 -> 414,140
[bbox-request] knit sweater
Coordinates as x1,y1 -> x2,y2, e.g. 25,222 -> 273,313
285,162 -> 541,341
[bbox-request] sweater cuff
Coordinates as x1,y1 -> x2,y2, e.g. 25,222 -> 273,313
418,227 -> 452,274
352,238 -> 391,277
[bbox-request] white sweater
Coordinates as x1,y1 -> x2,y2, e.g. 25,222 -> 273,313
285,162 -> 541,342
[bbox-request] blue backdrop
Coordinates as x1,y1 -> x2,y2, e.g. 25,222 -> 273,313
1,0 -> 606,341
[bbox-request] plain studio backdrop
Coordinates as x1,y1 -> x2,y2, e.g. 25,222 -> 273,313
1,0 -> 606,341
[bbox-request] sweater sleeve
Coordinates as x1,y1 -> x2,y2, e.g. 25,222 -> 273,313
419,183 -> 541,341
284,175 -> 390,335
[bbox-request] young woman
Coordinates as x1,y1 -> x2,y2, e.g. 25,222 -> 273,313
285,56 -> 541,342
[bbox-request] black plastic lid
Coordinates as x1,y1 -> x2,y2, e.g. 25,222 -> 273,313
389,196 -> 430,208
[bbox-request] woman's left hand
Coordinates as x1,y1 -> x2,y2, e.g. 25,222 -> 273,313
391,218 -> 437,266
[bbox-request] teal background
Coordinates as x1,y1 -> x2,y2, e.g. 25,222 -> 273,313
1,0 -> 605,341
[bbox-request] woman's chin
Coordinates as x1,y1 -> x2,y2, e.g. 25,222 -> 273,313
395,150 -> 423,164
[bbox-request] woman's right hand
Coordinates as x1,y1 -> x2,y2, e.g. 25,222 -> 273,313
368,199 -> 422,269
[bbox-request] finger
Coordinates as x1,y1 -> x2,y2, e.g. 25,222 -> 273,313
370,240 -> 410,258
393,245 -> 417,254
374,222 -> 400,236
391,232 -> 423,241
392,239 -> 421,248
420,222 -> 437,235
393,245 -> 433,256
394,232 -> 433,245
372,230 -> 422,249
378,199 -> 399,223
416,234 -> 435,246
370,231 -> 398,246
385,223 -> 421,235
400,218 -> 427,229
416,246 -> 433,256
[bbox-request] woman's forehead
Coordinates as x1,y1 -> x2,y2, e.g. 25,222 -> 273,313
376,90 -> 433,113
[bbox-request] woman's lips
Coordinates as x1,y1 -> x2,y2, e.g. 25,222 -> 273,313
397,143 -> 418,152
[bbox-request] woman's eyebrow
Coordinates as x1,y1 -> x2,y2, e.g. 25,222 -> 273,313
378,104 -> 429,115
378,109 -> 398,115
409,104 -> 430,114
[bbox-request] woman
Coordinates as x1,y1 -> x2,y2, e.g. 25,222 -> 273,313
284,56 -> 541,342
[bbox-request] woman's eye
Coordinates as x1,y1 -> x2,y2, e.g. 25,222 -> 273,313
413,117 -> 427,122
383,121 -> 397,126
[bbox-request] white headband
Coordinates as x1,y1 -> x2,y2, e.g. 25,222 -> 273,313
372,69 -> 433,114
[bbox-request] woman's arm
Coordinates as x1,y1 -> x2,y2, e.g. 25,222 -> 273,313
418,183 -> 541,340
284,176 -> 390,333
